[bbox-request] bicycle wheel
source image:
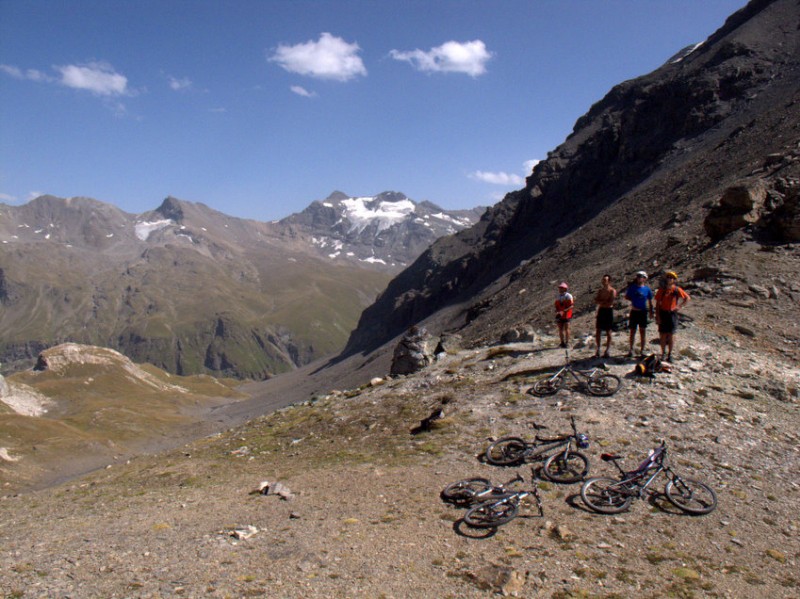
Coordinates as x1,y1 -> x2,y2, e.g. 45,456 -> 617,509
664,477 -> 717,515
532,374 -> 563,396
586,374 -> 621,396
484,437 -> 528,466
463,498 -> 519,528
542,451 -> 590,483
580,477 -> 633,514
441,477 -> 492,505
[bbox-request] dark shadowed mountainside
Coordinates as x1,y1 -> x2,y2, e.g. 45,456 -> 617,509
344,0 -> 800,359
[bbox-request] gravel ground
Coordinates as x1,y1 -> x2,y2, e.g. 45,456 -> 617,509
1,300 -> 798,598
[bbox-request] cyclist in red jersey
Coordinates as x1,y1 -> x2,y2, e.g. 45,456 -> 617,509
555,282 -> 574,348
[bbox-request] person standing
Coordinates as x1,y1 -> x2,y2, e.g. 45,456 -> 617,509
655,271 -> 690,362
624,271 -> 654,357
554,282 -> 574,348
594,274 -> 617,358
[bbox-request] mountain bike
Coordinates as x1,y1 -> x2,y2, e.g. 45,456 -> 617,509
441,472 -> 524,507
530,352 -> 621,396
484,416 -> 591,483
580,441 -> 717,515
463,470 -> 544,528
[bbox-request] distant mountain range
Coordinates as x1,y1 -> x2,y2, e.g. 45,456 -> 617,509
0,192 -> 481,378
278,191 -> 482,270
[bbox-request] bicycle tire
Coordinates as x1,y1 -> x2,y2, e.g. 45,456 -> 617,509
532,374 -> 562,396
580,477 -> 633,514
441,477 -> 492,505
484,437 -> 528,466
463,499 -> 519,528
664,477 -> 717,515
542,450 -> 590,484
586,374 -> 621,396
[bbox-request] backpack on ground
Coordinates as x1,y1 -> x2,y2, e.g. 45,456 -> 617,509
635,353 -> 662,377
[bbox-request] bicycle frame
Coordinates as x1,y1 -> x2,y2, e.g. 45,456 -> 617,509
527,417 -> 587,459
477,470 -> 543,516
603,443 -> 671,497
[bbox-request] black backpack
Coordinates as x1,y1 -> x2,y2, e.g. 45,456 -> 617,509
635,353 -> 662,377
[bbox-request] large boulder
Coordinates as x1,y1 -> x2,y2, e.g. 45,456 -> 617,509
390,326 -> 436,376
704,182 -> 767,241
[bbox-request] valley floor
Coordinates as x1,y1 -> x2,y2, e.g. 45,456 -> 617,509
1,306 -> 799,598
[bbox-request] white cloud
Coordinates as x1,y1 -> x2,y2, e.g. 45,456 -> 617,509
290,85 -> 316,97
0,192 -> 17,203
268,32 -> 367,81
469,159 -> 540,186
168,75 -> 192,91
470,171 -> 524,186
55,62 -> 128,96
0,64 -> 50,82
390,40 -> 492,77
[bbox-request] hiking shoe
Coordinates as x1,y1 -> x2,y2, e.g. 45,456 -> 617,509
594,351 -> 600,358
560,342 -> 567,348
625,350 -> 633,358
603,351 -> 610,358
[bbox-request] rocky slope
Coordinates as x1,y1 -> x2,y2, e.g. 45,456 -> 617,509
1,302 -> 798,597
344,0 -> 800,357
0,192 -> 478,379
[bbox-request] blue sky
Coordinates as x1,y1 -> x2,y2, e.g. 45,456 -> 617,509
0,0 -> 746,221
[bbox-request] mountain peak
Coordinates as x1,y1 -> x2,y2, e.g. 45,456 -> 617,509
326,191 -> 350,201
156,196 -> 186,221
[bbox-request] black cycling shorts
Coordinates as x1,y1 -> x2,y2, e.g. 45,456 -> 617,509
658,310 -> 678,334
596,307 -> 614,331
629,310 -> 648,330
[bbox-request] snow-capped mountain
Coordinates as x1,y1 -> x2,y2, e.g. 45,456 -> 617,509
278,191 -> 483,270
0,191 -> 482,378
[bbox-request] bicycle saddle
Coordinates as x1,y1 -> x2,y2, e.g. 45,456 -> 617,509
601,453 -> 622,461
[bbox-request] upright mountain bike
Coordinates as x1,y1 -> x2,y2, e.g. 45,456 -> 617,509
580,441 -> 717,515
484,416 -> 591,483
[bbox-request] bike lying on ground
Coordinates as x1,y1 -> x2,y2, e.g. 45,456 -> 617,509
441,472 -> 524,507
580,441 -> 717,515
462,469 -> 544,528
530,352 -> 621,397
484,416 -> 591,483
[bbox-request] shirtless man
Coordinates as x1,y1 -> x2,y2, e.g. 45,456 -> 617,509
594,274 -> 617,358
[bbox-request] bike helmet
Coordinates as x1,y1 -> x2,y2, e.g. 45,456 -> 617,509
558,282 -> 569,289
577,433 -> 589,449
665,271 -> 678,280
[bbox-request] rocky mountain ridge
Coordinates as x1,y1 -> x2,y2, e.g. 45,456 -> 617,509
277,190 -> 483,270
344,0 -> 800,357
0,192 -> 479,378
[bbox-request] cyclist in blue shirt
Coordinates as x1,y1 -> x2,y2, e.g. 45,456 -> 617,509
624,271 -> 654,357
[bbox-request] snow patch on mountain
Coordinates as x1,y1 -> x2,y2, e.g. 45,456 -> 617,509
341,197 -> 416,233
135,219 -> 173,241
